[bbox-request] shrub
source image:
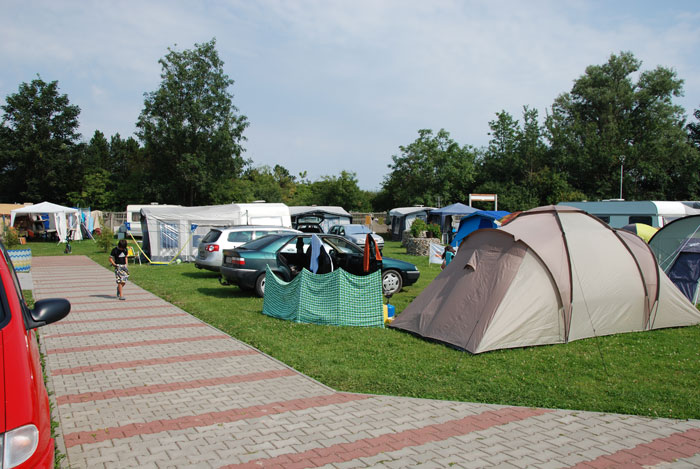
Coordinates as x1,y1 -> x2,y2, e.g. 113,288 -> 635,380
2,226 -> 20,248
427,223 -> 442,239
96,227 -> 116,253
410,219 -> 428,238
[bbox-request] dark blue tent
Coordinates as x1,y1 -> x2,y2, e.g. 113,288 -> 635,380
450,210 -> 510,247
429,203 -> 478,240
667,242 -> 700,304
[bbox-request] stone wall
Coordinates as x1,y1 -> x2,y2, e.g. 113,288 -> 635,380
402,234 -> 436,256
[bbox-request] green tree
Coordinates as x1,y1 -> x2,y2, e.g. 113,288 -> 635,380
688,107 -> 700,149
545,51 -> 699,200
0,76 -> 82,203
311,171 -> 370,211
109,133 -> 147,209
380,129 -> 476,208
473,107 -> 572,211
136,38 -> 249,205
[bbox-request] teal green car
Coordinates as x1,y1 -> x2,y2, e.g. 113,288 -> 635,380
220,233 -> 420,297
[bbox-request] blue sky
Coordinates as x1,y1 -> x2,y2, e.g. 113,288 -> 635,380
1,1 -> 699,191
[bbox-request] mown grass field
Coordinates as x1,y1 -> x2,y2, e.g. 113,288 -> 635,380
25,238 -> 700,420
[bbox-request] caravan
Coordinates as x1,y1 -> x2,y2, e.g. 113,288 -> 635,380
119,204 -> 181,238
558,200 -> 700,228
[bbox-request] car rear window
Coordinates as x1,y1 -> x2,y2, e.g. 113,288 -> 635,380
228,231 -> 253,243
201,229 -> 222,243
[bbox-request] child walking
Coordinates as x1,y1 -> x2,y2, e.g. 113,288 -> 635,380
109,239 -> 129,300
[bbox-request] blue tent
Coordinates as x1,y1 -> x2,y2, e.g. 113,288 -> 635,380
451,210 -> 510,247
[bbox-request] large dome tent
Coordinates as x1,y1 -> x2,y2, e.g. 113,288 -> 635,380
390,205 -> 700,353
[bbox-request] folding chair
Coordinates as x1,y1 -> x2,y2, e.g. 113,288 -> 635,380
127,245 -> 141,265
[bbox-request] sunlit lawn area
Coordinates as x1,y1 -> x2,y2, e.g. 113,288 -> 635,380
25,238 -> 700,420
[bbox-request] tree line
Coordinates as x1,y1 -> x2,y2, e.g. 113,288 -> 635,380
1,40 -> 699,214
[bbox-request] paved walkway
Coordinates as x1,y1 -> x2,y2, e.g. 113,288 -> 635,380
32,256 -> 700,468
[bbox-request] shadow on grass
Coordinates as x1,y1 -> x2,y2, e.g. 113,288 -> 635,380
181,271 -> 220,279
198,287 -> 254,299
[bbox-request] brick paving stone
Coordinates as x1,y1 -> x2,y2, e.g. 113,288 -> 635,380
34,256 -> 700,469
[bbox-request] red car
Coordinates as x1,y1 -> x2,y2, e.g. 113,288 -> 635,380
0,242 -> 70,468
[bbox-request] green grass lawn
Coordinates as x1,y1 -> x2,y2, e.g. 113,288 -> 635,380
25,238 -> 700,419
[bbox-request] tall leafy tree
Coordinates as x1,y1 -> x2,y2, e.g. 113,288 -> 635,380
380,129 -> 476,209
689,107 -> 700,149
0,76 -> 82,203
545,51 -> 699,200
136,39 -> 249,205
474,107 -> 580,210
311,171 -> 370,211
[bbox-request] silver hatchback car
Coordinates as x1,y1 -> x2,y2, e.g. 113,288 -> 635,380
195,226 -> 300,272
328,224 -> 384,251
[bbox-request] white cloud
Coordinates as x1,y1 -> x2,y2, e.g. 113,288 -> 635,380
1,0 -> 699,190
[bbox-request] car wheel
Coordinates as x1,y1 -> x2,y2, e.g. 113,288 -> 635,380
382,269 -> 403,296
255,273 -> 266,297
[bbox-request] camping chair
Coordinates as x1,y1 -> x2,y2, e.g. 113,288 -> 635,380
127,245 -> 141,265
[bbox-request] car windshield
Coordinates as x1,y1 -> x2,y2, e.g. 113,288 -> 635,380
323,236 -> 362,254
345,225 -> 371,235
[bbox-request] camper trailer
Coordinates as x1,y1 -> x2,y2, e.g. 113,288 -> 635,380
387,206 -> 435,241
119,203 -> 181,238
558,201 -> 700,228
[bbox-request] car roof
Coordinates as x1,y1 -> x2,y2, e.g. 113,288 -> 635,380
211,226 -> 299,233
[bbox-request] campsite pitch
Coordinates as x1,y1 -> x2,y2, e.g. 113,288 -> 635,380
26,239 -> 700,420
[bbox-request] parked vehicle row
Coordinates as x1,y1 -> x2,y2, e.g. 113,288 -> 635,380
0,241 -> 71,468
219,233 -> 420,297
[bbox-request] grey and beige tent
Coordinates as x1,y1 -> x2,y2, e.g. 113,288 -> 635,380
390,205 -> 700,354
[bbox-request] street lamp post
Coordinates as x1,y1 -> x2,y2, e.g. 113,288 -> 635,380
619,155 -> 626,200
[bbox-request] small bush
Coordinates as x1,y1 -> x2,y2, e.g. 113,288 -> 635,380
410,219 -> 428,238
96,227 -> 116,253
427,223 -> 442,239
2,226 -> 20,248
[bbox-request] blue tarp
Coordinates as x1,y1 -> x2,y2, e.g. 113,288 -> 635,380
451,210 -> 510,247
429,203 -> 479,240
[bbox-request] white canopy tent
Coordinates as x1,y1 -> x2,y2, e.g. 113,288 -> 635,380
10,201 -> 81,243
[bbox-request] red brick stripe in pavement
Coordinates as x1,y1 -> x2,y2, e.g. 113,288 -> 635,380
572,427 -> 700,468
221,406 -> 551,469
56,293 -> 156,304
47,335 -> 230,354
57,369 -> 298,404
66,300 -> 169,313
63,392 -> 370,447
44,322 -> 207,338
57,313 -> 185,324
51,349 -> 258,375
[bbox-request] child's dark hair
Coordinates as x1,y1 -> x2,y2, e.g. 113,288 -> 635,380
118,239 -> 127,249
